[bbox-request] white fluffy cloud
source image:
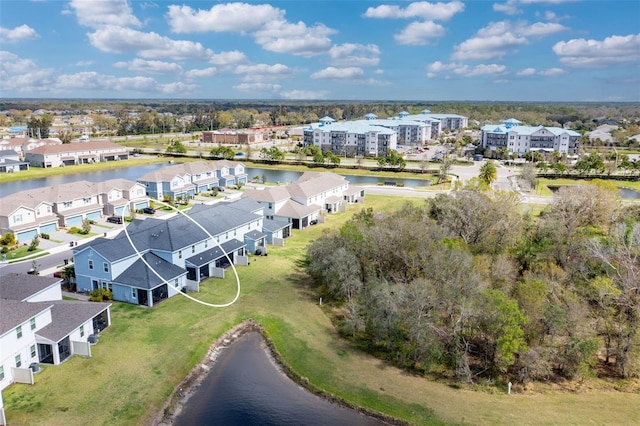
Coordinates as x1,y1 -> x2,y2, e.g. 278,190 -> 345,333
310,67 -> 364,80
209,51 -> 249,66
185,67 -> 218,79
234,63 -> 295,82
88,26 -> 213,60
253,21 -> 335,57
167,2 -> 335,57
280,90 -> 329,100
452,20 -> 567,60
113,58 -> 183,74
394,21 -> 445,45
0,24 -> 39,43
364,1 -> 463,46
553,33 -> 640,67
167,3 -> 283,33
493,0 -> 580,16
233,82 -> 281,93
364,1 -> 465,21
328,43 -> 381,67
517,67 -> 566,76
69,0 -> 142,28
426,61 -> 506,77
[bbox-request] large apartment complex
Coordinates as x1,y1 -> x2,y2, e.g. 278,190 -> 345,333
303,110 -> 468,157
481,118 -> 581,156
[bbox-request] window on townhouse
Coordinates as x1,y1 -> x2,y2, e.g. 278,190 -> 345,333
30,317 -> 36,330
174,279 -> 179,288
204,240 -> 208,248
103,262 -> 109,273
132,288 -> 137,298
14,213 -> 22,223
16,325 -> 22,339
192,245 -> 195,253
178,250 -> 182,259
0,365 -> 4,381
15,355 -> 21,368
30,345 -> 36,358
88,259 -> 94,270
80,325 -> 85,338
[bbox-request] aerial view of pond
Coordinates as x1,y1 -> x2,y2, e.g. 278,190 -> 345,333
173,332 -> 384,426
547,185 -> 640,199
0,163 -> 432,196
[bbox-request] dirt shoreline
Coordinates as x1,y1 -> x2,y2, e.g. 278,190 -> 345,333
153,318 -> 406,426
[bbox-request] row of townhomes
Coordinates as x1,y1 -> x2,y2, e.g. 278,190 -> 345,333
137,160 -> 248,201
303,111 -> 468,157
0,137 -> 129,172
480,118 -> 581,156
0,273 -> 111,398
72,170 -> 364,307
0,179 -> 151,243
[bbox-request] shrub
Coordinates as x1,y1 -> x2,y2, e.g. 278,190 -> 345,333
68,227 -> 81,234
1,232 -> 16,246
28,235 -> 40,252
40,233 -> 50,240
89,289 -> 112,302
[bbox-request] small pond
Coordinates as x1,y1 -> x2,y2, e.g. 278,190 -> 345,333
547,185 -> 640,199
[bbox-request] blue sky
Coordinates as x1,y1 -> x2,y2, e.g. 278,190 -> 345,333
1,0 -> 639,101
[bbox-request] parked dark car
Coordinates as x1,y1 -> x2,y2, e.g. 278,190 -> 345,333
141,207 -> 156,214
216,186 -> 225,192
107,216 -> 123,224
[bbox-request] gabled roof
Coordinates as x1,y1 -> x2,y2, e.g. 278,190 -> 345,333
243,229 -> 266,241
185,239 -> 245,267
36,300 -> 110,342
242,186 -> 291,203
262,218 -> 290,232
0,273 -> 62,301
27,140 -> 126,155
287,172 -> 347,199
114,252 -> 186,289
0,299 -> 52,336
276,199 -> 321,219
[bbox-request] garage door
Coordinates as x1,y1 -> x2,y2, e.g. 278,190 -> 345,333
86,211 -> 102,221
134,202 -> 148,210
17,229 -> 38,243
67,215 -> 83,227
39,223 -> 57,234
115,206 -> 126,216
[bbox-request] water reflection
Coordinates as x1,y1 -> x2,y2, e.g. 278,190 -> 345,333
547,185 -> 640,199
174,332 -> 384,426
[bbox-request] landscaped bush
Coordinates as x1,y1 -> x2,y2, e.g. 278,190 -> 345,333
68,227 -> 81,234
89,288 -> 112,302
40,233 -> 50,240
1,232 -> 16,246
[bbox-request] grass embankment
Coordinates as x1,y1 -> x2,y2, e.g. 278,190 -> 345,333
5,199 -> 640,426
0,157 -> 172,184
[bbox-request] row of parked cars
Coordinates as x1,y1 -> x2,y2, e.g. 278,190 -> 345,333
106,207 -> 156,224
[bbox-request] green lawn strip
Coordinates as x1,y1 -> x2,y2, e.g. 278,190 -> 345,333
4,194 -> 639,426
537,177 -> 640,196
5,248 -> 49,263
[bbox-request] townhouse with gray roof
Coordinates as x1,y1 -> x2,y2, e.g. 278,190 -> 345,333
71,198 -> 268,306
137,160 -> 247,201
0,179 -> 149,242
25,140 -> 128,168
243,171 -> 363,229
0,149 -> 29,173
0,273 -> 111,393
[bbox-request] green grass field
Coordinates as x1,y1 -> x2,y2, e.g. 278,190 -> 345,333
3,195 -> 639,426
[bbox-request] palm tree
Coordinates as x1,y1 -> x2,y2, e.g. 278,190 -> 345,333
479,161 -> 497,186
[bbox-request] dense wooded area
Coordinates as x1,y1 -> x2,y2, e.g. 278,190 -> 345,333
306,184 -> 639,384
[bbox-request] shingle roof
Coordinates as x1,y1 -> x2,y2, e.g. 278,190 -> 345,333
0,273 -> 61,301
0,299 -> 52,336
242,186 -> 291,203
287,172 -> 347,199
243,230 -> 266,241
36,301 -> 110,342
262,218 -> 290,232
276,199 -> 320,218
27,140 -> 126,155
114,252 -> 186,289
185,239 -> 245,267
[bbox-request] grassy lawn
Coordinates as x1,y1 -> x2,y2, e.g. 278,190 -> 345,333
4,195 -> 640,426
537,177 -> 640,197
3,246 -> 44,262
